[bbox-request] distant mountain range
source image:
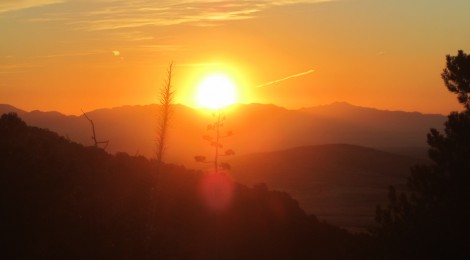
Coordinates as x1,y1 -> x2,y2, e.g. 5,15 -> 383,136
0,102 -> 445,166
1,102 -> 441,230
230,144 -> 425,231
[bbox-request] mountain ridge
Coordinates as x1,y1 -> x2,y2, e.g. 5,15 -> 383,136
0,102 -> 445,165
305,101 -> 444,116
1,102 -> 447,116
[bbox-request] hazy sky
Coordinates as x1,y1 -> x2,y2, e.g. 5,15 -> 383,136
1,0 -> 469,114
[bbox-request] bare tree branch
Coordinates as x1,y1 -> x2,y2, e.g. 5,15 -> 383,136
81,109 -> 109,149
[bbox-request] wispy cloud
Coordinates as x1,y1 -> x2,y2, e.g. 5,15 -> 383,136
176,62 -> 221,67
0,0 -> 63,13
129,44 -> 186,52
256,69 -> 315,88
0,63 -> 41,74
22,0 -> 335,31
69,1 -> 262,31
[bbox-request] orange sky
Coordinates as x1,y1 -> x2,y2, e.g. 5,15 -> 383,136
1,0 -> 469,115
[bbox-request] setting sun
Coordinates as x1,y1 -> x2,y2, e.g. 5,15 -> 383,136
195,73 -> 238,109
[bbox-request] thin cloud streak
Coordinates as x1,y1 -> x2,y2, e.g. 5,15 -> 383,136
0,0 -> 63,13
21,0 -> 335,31
0,63 -> 41,74
34,51 -> 101,59
176,62 -> 221,67
256,69 -> 315,88
70,6 -> 261,31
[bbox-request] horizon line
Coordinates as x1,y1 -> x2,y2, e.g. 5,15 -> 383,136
0,101 -> 448,116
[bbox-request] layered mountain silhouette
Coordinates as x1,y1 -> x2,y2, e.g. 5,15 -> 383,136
230,144 -> 425,231
1,102 -> 441,231
0,102 -> 444,166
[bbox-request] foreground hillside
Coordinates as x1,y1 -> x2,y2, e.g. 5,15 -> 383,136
0,102 -> 444,165
230,145 -> 424,231
0,113 -> 374,259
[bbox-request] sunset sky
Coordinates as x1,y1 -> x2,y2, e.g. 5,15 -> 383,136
1,0 -> 469,115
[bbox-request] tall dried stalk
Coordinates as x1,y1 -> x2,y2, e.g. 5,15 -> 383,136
156,62 -> 175,173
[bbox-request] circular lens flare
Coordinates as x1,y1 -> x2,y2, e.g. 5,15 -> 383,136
199,173 -> 234,212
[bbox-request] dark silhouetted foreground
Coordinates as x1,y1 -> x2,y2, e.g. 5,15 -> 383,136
375,50 -> 470,259
1,113 -> 373,259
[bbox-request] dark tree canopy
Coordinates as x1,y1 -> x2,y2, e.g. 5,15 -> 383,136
442,50 -> 470,110
376,51 -> 470,259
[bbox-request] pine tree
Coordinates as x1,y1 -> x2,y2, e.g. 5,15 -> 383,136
375,50 -> 470,259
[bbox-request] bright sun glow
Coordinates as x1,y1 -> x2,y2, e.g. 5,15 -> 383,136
196,73 -> 237,109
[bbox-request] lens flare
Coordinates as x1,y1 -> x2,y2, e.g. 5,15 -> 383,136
199,173 -> 234,212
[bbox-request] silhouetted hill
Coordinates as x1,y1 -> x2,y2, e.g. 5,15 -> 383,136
0,103 -> 445,166
0,104 -> 23,114
230,144 -> 425,231
0,113 -> 375,259
300,102 -> 443,156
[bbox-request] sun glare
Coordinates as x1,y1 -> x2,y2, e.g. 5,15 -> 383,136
196,73 -> 237,109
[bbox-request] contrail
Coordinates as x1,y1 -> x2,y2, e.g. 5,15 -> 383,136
256,69 -> 315,88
